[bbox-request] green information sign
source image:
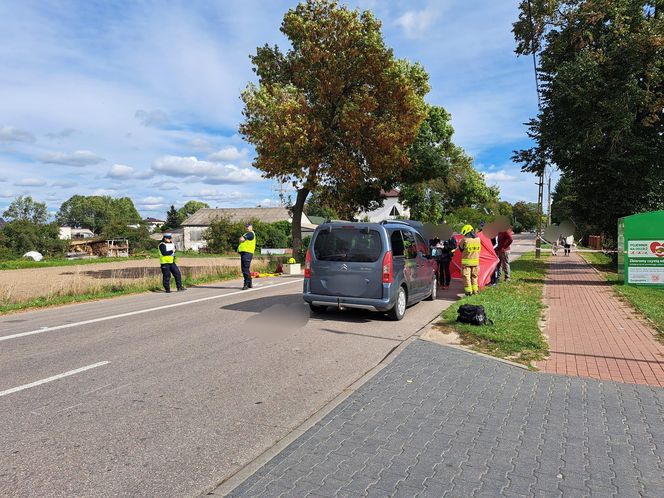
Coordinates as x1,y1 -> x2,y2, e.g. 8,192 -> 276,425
618,210 -> 664,286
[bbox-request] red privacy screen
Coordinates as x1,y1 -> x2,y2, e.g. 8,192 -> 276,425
450,232 -> 499,289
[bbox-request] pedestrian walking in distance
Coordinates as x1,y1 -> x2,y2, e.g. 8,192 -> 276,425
459,224 -> 481,296
238,223 -> 256,290
564,234 -> 574,256
159,233 -> 185,293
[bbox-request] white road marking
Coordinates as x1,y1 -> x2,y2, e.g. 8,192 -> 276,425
0,361 -> 110,398
0,279 -> 302,343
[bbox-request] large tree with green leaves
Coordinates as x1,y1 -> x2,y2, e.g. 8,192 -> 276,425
56,195 -> 141,233
398,105 -> 455,223
178,200 -> 209,221
240,0 -> 429,254
2,196 -> 49,224
513,0 -> 664,243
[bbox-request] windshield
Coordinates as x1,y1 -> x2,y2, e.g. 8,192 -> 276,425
313,228 -> 382,262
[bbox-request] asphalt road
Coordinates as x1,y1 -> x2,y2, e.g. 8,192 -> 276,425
0,235 -> 534,497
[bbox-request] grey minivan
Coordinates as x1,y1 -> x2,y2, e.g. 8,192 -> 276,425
302,221 -> 438,320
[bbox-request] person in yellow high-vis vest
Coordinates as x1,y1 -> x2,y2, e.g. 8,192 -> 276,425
458,224 -> 481,295
238,223 -> 256,290
158,233 -> 185,293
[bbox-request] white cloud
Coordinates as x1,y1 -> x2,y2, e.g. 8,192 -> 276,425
45,128 -> 77,140
52,180 -> 78,188
189,138 -> 212,152
151,155 -> 263,184
135,109 -> 169,128
0,126 -> 35,143
14,177 -> 47,187
208,145 -> 248,162
138,196 -> 167,210
152,180 -> 180,191
395,8 -> 439,38
186,189 -> 245,201
107,164 -> 135,178
0,190 -> 15,198
92,188 -> 117,196
484,170 -> 519,183
257,198 -> 281,207
41,150 -> 104,167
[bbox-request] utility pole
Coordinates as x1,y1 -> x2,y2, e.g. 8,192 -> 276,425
547,173 -> 552,227
527,0 -> 544,259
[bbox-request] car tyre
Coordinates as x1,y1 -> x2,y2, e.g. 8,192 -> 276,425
309,303 -> 327,314
425,276 -> 437,301
388,286 -> 407,321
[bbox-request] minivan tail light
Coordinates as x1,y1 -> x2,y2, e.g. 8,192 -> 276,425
382,250 -> 393,283
304,249 -> 312,278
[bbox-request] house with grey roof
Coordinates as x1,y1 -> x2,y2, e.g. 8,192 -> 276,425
179,207 -> 317,251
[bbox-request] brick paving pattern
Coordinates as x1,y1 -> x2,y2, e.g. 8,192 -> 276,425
537,252 -> 664,386
226,341 -> 664,497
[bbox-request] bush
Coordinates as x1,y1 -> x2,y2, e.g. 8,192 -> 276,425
204,217 -> 244,253
204,218 -> 294,254
0,221 -> 68,257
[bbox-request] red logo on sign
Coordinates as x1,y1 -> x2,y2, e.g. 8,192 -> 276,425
650,242 -> 664,258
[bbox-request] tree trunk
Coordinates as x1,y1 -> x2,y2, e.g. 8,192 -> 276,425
291,188 -> 310,260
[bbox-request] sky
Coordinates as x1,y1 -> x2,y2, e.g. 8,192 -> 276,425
0,0 -> 542,221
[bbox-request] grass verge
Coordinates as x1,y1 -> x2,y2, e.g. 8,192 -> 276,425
579,252 -> 664,338
0,262 -> 273,315
0,256 -> 148,270
439,252 -> 549,365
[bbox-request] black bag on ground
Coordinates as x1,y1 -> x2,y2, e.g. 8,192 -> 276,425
456,304 -> 493,326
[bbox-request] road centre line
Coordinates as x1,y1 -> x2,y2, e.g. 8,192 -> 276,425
0,361 -> 110,398
0,279 -> 302,343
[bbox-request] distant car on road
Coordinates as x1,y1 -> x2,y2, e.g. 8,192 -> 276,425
302,221 -> 438,320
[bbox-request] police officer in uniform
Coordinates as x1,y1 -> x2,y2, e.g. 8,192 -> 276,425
238,223 -> 256,290
159,233 -> 185,293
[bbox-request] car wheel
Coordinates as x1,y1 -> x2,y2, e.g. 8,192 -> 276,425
388,286 -> 407,321
426,276 -> 437,301
309,303 -> 327,314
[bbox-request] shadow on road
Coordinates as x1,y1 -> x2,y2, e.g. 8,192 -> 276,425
221,294 -> 302,312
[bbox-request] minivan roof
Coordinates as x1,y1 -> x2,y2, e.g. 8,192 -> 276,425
317,220 -> 423,228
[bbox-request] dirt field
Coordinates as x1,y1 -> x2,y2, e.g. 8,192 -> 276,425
0,257 -> 264,302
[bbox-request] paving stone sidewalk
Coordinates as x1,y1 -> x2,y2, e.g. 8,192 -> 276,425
224,340 -> 664,497
537,252 -> 664,386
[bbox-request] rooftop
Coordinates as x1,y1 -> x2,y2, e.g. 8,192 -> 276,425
182,207 -> 313,226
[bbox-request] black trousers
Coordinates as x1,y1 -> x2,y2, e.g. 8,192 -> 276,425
161,263 -> 182,291
240,252 -> 253,287
438,259 -> 451,286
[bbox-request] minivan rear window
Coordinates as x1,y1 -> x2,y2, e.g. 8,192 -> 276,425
313,228 -> 382,262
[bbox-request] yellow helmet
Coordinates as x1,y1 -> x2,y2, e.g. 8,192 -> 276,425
461,224 -> 474,236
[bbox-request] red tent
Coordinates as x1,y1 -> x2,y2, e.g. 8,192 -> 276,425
450,232 -> 499,289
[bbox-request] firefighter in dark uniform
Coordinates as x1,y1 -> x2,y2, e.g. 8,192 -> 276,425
159,233 -> 185,293
238,223 -> 256,290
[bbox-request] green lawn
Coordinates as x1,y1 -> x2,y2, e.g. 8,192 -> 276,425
0,256 -> 146,270
579,252 -> 664,338
0,251 -> 244,270
439,253 -> 549,365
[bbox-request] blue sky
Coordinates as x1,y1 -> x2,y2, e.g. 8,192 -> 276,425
0,0 -> 541,220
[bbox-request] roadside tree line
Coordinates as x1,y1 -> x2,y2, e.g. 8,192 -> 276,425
513,0 -> 663,245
